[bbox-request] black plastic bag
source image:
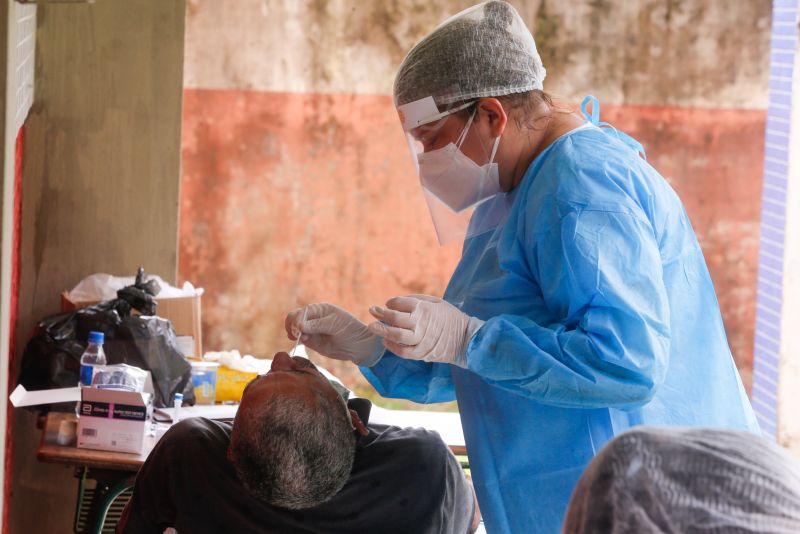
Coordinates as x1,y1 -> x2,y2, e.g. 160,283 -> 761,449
18,271 -> 195,410
116,266 -> 160,316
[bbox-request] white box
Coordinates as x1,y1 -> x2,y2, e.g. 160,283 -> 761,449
9,384 -> 80,407
77,388 -> 151,454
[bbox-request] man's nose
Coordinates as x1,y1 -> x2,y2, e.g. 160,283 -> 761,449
271,351 -> 294,371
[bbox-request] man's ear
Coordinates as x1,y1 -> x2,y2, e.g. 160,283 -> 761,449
350,409 -> 369,436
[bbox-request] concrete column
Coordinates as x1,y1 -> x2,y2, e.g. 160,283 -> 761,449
6,1 -> 185,531
752,0 -> 800,457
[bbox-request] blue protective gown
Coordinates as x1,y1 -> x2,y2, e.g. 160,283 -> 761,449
362,120 -> 759,533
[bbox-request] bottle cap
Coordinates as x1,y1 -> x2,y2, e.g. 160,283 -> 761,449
88,331 -> 104,344
174,393 -> 184,401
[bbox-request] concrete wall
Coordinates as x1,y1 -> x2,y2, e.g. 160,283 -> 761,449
180,0 -> 771,392
6,1 -> 185,531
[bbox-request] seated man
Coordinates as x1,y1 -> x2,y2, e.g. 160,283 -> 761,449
563,426 -> 800,533
118,352 -> 478,533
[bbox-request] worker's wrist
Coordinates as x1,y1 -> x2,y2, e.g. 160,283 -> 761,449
454,316 -> 485,369
352,336 -> 386,367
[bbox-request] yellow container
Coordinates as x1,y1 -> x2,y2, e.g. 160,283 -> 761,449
215,365 -> 258,403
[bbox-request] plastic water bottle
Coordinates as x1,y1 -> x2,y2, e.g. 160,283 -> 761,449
173,392 -> 183,423
79,331 -> 107,387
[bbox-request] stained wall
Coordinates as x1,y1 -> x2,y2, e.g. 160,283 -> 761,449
180,0 -> 771,392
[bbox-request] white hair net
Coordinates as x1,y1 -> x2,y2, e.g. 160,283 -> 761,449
563,427 -> 800,534
393,1 -> 546,108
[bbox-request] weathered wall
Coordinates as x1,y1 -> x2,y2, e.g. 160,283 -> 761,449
180,0 -> 771,392
7,1 -> 185,532
0,0 -> 36,527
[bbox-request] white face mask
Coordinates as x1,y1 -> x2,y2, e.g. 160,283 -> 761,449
417,110 -> 502,213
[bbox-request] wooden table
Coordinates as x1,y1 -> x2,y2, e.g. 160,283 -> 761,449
39,412 -> 155,471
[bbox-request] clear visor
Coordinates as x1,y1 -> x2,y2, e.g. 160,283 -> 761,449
397,96 -> 510,246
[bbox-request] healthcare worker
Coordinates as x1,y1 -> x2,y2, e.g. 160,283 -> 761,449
286,2 -> 759,532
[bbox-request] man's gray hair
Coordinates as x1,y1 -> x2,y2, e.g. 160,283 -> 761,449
227,390 -> 356,510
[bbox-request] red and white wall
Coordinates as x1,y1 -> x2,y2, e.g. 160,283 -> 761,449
1,1 -> 36,528
179,0 -> 772,390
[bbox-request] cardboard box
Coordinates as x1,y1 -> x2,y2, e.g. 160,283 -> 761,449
61,291 -> 203,358
77,387 -> 151,454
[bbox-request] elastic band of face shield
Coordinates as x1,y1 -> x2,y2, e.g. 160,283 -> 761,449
409,100 -> 476,131
397,96 -> 477,134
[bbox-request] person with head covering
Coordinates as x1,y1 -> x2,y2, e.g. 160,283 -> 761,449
563,427 -> 800,534
286,1 -> 759,531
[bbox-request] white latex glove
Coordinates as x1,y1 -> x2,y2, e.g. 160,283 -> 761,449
285,303 -> 385,367
367,295 -> 484,367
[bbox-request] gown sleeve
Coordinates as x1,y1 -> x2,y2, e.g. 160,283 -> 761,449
359,355 -> 457,404
361,207 -> 670,409
466,204 -> 671,409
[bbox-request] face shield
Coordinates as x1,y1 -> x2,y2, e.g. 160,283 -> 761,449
397,95 -> 512,246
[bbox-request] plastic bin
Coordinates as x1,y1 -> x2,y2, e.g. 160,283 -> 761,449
190,361 -> 219,405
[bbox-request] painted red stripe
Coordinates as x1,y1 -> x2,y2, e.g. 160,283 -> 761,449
4,125 -> 24,534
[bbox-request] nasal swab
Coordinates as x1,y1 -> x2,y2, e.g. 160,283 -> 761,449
291,307 -> 308,357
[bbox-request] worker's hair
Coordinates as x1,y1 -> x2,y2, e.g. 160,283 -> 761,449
497,90 -> 557,130
227,389 -> 356,510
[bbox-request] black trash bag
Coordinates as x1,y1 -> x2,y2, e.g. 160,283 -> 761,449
116,266 -> 160,316
18,273 -> 195,411
106,315 -> 194,408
